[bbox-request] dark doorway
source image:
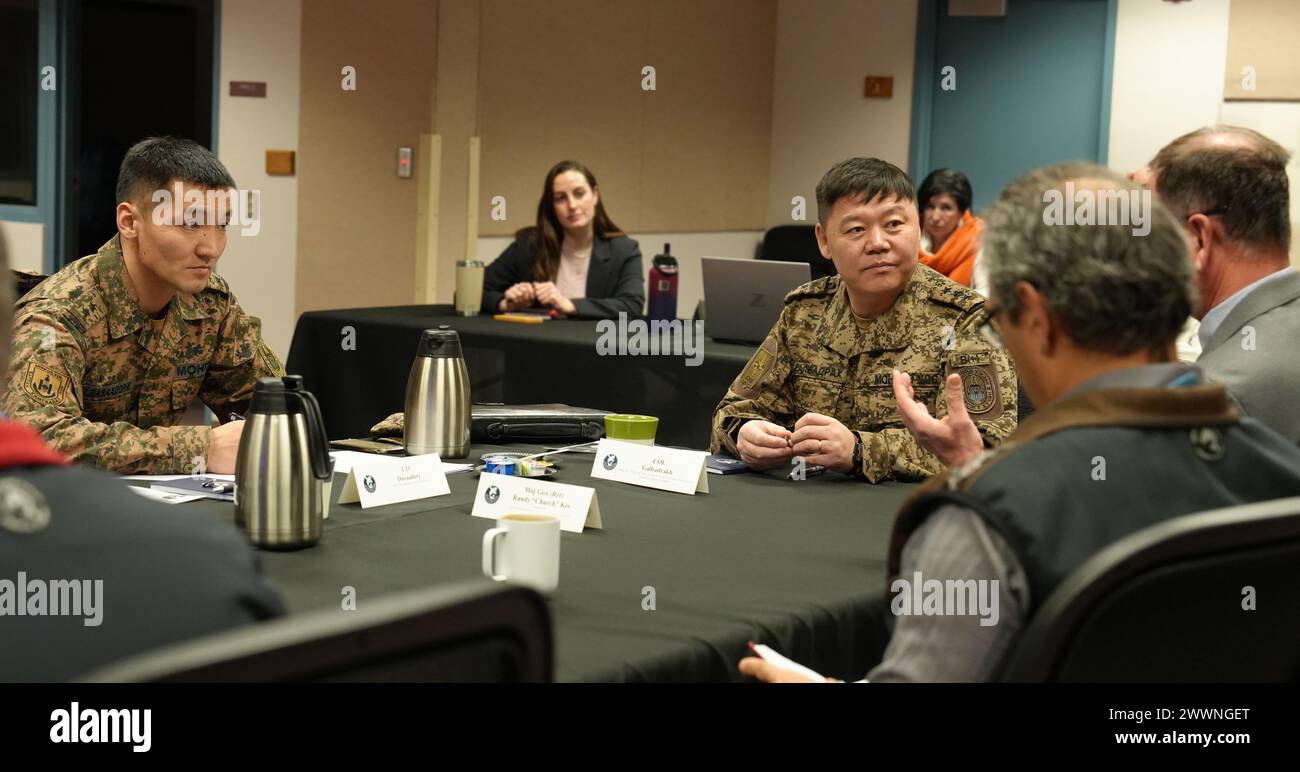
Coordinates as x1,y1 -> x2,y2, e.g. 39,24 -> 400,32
71,0 -> 214,262
0,0 -> 40,208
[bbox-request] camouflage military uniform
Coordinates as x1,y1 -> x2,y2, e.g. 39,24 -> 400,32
3,235 -> 284,473
709,264 -> 1018,482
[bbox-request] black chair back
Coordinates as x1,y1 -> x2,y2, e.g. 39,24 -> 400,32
1000,497 -> 1300,682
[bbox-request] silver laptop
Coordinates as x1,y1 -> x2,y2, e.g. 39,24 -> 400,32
701,256 -> 812,344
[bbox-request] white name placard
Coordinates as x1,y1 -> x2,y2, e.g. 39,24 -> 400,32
471,472 -> 602,533
588,439 -> 709,495
338,454 -> 451,509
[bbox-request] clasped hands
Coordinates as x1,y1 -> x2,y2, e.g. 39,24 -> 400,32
735,412 -> 856,473
500,282 -> 577,315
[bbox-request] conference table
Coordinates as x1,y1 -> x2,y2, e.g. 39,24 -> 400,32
285,305 -> 758,449
186,444 -> 916,682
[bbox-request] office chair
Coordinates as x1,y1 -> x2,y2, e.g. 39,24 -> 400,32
758,225 -> 835,281
82,581 -> 553,683
999,496 -> 1300,682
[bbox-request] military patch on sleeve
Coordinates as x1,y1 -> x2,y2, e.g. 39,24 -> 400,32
259,340 -> 286,376
21,362 -> 70,406
734,335 -> 779,400
947,351 -> 1002,420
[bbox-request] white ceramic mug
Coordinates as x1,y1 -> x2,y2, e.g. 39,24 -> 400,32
481,514 -> 561,594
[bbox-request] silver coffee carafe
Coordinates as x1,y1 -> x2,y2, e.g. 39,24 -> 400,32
404,326 -> 471,458
235,375 -> 334,549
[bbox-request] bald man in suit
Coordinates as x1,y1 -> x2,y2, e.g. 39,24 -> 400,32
1144,126 -> 1300,443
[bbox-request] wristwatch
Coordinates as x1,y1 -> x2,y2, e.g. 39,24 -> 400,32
851,434 -> 864,473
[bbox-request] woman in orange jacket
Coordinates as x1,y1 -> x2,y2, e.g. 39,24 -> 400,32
917,168 -> 983,290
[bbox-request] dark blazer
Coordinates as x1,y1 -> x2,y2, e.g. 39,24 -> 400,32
481,232 -> 645,319
1198,269 -> 1300,443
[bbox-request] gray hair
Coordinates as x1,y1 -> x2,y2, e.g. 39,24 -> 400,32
982,162 -> 1195,356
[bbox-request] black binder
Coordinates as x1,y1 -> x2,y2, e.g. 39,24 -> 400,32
471,403 -> 611,444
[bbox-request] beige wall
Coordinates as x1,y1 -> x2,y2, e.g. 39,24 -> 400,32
766,0 -> 918,226
295,0 -> 438,315
431,0 -> 481,303
1108,0 -> 1300,261
1224,0 -> 1300,100
476,0 -> 778,238
216,0 -> 301,357
0,221 -> 43,275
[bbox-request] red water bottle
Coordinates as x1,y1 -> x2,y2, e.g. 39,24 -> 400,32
647,244 -> 679,321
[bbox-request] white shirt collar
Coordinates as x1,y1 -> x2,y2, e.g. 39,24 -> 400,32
1197,267 -> 1294,348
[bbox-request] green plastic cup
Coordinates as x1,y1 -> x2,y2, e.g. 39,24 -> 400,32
604,414 -> 658,446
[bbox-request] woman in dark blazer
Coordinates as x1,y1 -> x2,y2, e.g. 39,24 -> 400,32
481,160 -> 644,320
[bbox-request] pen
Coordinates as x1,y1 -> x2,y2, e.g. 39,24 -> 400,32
229,412 -> 244,422
787,463 -> 827,481
201,479 -> 234,494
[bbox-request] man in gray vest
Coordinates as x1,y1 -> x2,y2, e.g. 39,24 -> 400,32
1147,126 -> 1300,443
739,163 -> 1300,682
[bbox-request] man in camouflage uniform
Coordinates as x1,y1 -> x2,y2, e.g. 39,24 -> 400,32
4,137 -> 283,474
710,158 -> 1016,482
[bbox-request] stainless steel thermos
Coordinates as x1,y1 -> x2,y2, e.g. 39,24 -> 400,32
234,375 -> 333,549
404,326 -> 471,458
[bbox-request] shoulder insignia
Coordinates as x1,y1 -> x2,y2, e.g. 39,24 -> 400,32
20,361 -> 70,406
734,334 -> 779,399
784,274 -> 839,304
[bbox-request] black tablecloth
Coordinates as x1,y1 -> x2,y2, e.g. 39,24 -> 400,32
285,306 -> 757,449
182,444 -> 915,682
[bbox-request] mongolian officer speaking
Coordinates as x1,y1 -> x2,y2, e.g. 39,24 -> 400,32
710,158 -> 1018,483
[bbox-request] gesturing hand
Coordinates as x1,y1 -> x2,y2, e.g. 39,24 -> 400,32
892,370 -> 984,468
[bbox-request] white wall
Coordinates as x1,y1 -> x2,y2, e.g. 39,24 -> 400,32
1107,0 -> 1231,174
766,0 -> 918,226
0,221 -> 43,274
1219,102 -> 1300,261
477,230 -> 764,320
1108,0 -> 1300,261
215,0 -> 301,356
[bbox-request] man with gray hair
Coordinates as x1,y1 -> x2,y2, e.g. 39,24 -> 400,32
740,163 -> 1300,682
1144,125 -> 1300,442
